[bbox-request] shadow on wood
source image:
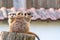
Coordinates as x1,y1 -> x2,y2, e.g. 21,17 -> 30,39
0,31 -> 35,40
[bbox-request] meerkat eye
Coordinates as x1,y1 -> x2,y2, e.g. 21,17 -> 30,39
25,13 -> 26,16
18,13 -> 21,15
13,14 -> 16,15
28,13 -> 31,15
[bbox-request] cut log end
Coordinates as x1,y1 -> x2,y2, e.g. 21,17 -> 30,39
0,31 -> 35,40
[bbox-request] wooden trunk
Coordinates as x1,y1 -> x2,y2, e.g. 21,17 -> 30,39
0,31 -> 35,40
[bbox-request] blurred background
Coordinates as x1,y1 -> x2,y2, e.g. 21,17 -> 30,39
0,0 -> 60,40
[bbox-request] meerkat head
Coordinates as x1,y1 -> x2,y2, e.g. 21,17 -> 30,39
8,12 -> 16,19
24,11 -> 33,18
16,11 -> 24,18
23,11 -> 33,22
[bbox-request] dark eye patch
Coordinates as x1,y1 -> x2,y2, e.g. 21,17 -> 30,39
25,13 -> 26,16
28,13 -> 31,15
18,13 -> 21,15
13,13 -> 16,15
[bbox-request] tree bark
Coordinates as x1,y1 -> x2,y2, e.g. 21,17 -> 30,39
0,31 -> 35,40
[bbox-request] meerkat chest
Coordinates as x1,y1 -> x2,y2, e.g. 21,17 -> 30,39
10,19 -> 29,33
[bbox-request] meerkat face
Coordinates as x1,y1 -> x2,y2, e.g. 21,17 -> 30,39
23,11 -> 33,22
8,12 -> 16,19
15,11 -> 33,22
16,11 -> 24,18
24,11 -> 33,18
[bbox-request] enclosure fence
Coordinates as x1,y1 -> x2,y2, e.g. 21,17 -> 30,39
0,0 -> 60,9
26,0 -> 60,9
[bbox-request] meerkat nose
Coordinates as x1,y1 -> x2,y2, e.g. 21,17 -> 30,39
21,13 -> 23,15
11,16 -> 13,17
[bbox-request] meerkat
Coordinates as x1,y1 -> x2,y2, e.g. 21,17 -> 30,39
8,12 -> 16,26
9,11 -> 40,40
23,11 -> 40,40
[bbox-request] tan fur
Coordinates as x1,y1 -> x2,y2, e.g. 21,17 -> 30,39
9,11 -> 30,33
8,12 -> 16,26
9,11 -> 40,40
